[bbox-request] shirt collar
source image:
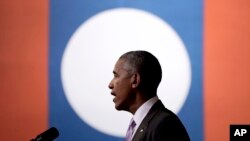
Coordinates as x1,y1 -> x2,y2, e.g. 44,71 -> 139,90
133,96 -> 159,128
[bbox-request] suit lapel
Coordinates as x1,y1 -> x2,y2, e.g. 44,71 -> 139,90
132,100 -> 165,141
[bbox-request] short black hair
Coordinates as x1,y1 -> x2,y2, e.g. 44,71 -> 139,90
119,50 -> 162,93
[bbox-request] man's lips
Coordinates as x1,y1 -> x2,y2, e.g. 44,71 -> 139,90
111,92 -> 115,96
111,92 -> 116,102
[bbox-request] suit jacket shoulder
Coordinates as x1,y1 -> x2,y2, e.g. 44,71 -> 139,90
132,100 -> 190,141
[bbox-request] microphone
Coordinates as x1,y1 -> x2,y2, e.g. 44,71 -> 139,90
31,127 -> 59,141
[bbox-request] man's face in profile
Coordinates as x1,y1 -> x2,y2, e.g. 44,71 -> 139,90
108,59 -> 134,111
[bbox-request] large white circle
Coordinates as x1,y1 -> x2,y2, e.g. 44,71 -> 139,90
61,8 -> 191,137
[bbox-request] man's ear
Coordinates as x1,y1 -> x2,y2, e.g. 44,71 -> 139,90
131,73 -> 140,88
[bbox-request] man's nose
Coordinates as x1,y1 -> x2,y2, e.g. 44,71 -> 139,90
108,80 -> 113,89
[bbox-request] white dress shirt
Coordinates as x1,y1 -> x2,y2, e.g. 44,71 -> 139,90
131,96 -> 159,138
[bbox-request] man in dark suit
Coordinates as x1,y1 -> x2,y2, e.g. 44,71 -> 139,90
109,50 -> 190,141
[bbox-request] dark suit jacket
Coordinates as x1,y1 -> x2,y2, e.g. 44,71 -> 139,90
132,100 -> 190,141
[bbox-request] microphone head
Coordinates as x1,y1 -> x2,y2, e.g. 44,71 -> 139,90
35,127 -> 59,141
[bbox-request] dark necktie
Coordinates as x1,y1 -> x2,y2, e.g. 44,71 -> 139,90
125,119 -> 136,141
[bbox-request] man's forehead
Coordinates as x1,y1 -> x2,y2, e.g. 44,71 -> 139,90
114,59 -> 124,69
114,59 -> 129,72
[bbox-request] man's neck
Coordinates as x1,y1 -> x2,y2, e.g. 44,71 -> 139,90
128,92 -> 156,114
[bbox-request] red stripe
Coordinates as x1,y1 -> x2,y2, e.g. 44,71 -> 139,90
0,0 -> 48,140
204,0 -> 250,140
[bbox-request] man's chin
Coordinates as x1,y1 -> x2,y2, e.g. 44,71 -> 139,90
114,105 -> 122,111
115,104 -> 128,112
115,107 -> 122,111
114,103 -> 123,110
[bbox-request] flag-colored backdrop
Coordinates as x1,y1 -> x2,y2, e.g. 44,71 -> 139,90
0,0 -> 250,141
0,0 -> 48,140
